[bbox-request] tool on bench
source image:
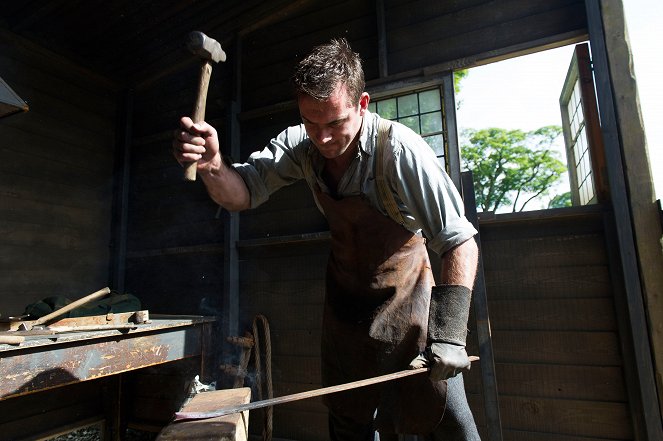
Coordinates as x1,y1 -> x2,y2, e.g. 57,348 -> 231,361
1,287 -> 111,332
183,31 -> 226,181
173,356 -> 479,422
0,335 -> 26,345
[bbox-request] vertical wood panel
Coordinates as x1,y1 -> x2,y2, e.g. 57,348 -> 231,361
481,211 -> 633,440
0,31 -> 116,314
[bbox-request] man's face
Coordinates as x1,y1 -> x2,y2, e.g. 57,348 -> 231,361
298,83 -> 370,160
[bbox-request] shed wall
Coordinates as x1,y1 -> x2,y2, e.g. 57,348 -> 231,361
481,209 -> 632,440
0,1 -> 654,440
0,30 -> 116,315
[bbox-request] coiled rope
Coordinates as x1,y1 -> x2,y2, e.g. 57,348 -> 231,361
252,314 -> 273,441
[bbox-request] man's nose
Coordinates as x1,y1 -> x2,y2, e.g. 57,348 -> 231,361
315,127 -> 332,144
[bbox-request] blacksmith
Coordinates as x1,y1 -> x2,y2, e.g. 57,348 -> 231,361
173,38 -> 480,441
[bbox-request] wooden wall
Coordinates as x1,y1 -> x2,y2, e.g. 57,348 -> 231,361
0,30 -> 117,316
119,0 -> 628,439
480,207 -> 633,440
1,1 -> 647,440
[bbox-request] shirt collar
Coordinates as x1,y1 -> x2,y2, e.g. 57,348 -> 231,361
358,109 -> 377,156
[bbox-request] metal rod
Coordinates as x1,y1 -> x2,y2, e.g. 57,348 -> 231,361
173,367 -> 430,422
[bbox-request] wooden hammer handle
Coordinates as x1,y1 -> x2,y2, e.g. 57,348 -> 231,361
0,335 -> 25,345
184,60 -> 213,181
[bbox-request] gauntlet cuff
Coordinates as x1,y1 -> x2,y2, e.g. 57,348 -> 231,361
428,285 -> 471,345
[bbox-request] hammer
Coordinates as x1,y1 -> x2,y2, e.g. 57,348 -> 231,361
184,31 -> 226,181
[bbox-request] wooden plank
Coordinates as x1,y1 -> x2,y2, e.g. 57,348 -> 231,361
239,254 -> 328,283
0,169 -> 106,209
502,429 -> 625,441
270,355 -> 321,385
157,388 -> 251,441
586,1 -> 663,438
0,125 -> 113,181
262,329 -> 321,358
488,298 -> 617,331
0,194 -> 107,233
387,0 -> 580,51
494,363 -> 627,401
0,219 -> 107,251
0,243 -> 110,272
498,395 -> 632,439
127,218 -> 224,251
0,27 -> 118,96
243,302 -> 323,331
492,330 -> 622,366
265,407 -> 328,441
243,0 -> 373,69
484,265 -> 611,299
385,0 -> 488,31
238,280 -> 325,305
0,61 -> 115,128
480,234 -> 608,269
462,171 -> 502,441
388,2 -> 586,74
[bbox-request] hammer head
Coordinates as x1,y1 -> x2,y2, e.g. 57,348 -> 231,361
187,31 -> 226,63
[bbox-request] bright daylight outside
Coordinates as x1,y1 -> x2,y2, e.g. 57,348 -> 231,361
455,0 -> 662,214
455,45 -> 578,214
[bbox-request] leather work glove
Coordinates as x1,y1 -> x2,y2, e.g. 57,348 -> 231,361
409,285 -> 472,382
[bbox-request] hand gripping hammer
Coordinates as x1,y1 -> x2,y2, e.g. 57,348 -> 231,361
184,31 -> 226,181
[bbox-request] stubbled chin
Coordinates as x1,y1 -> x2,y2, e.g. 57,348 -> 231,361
315,144 -> 343,159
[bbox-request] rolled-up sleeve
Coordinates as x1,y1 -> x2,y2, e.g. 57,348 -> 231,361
390,131 -> 477,256
232,125 -> 308,209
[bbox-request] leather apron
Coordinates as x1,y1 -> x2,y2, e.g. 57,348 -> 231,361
316,187 -> 447,434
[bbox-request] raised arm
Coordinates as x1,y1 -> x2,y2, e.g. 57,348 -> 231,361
173,116 -> 251,211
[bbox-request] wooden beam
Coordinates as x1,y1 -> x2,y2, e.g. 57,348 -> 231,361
443,72 -> 461,191
585,0 -> 663,439
376,0 -> 388,78
600,0 -> 663,415
461,171 -> 503,441
110,89 -> 133,292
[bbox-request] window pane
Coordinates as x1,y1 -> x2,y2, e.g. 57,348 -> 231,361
400,116 -> 420,133
378,98 -> 397,119
368,102 -> 377,113
424,134 -> 445,156
398,94 -> 419,117
419,89 -> 441,113
421,112 -> 443,134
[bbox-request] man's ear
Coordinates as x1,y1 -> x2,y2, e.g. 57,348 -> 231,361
359,92 -> 370,114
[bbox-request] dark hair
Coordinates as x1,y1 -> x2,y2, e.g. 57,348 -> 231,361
292,38 -> 365,105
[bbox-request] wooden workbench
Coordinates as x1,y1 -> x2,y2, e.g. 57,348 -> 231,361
0,315 -> 216,440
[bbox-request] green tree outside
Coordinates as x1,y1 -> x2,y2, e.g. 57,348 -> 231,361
461,126 -> 568,212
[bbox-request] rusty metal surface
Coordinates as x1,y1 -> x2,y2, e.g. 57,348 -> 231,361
0,316 -> 215,401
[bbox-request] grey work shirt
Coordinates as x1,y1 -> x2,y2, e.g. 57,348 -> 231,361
233,110 -> 477,256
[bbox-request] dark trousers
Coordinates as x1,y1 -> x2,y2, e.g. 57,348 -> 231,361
328,374 -> 480,441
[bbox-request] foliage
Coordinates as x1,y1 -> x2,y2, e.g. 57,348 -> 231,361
461,126 -> 567,212
454,69 -> 469,94
548,192 -> 572,208
453,70 -> 469,109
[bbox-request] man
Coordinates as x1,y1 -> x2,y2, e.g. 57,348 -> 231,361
173,38 -> 480,440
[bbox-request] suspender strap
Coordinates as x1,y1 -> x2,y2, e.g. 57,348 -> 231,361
376,119 -> 405,225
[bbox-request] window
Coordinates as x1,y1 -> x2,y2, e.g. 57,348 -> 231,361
368,87 -> 448,167
559,43 -> 608,205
